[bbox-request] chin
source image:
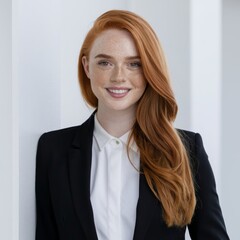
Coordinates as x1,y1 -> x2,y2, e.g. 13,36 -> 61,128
108,104 -> 136,113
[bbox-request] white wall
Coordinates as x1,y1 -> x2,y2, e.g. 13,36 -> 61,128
1,0 -> 238,239
17,1 -> 62,239
222,0 -> 240,239
0,0 -> 14,239
190,0 -> 222,187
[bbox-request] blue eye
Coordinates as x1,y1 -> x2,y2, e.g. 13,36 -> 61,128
98,61 -> 111,66
129,61 -> 142,68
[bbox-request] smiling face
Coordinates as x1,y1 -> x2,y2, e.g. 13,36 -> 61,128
82,28 -> 146,116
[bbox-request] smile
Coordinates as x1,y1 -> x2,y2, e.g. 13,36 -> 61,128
108,89 -> 129,94
106,88 -> 130,98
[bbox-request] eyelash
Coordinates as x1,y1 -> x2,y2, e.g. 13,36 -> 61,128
129,61 -> 142,68
97,61 -> 111,66
97,60 -> 142,68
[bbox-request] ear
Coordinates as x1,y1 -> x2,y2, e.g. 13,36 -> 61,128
82,56 -> 90,78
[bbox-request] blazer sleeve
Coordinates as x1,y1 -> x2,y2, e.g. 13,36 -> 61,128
35,134 -> 59,240
188,133 -> 230,240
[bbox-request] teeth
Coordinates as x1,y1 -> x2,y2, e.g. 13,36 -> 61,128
108,89 -> 128,94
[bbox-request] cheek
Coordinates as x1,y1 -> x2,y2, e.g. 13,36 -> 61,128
130,71 -> 146,87
139,84 -> 147,98
137,77 -> 147,91
89,67 -> 108,84
89,73 -> 106,97
89,78 -> 98,93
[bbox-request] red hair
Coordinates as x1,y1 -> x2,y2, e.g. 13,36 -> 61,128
78,10 -> 196,227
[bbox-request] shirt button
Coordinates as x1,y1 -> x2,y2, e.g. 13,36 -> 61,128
111,139 -> 120,147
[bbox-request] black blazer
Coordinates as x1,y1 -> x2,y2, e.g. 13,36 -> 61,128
35,114 -> 229,240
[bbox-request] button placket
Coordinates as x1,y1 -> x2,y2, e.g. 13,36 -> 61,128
107,139 -> 122,240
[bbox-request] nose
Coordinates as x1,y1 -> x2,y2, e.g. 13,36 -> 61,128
110,65 -> 126,83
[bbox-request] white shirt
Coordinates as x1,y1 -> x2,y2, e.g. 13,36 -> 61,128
90,116 -> 140,240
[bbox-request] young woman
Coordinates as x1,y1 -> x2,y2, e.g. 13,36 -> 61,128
36,10 -> 229,240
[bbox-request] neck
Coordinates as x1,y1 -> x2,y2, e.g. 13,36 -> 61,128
96,107 -> 136,138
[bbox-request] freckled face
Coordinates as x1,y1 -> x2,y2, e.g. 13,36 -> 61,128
82,29 -> 146,114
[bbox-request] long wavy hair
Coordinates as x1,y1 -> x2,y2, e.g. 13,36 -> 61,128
78,10 -> 196,227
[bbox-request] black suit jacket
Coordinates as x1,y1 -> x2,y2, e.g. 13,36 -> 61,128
35,114 -> 229,240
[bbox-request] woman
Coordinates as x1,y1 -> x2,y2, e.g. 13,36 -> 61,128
36,10 -> 229,239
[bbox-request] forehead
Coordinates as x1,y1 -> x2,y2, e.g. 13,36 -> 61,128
89,28 -> 139,57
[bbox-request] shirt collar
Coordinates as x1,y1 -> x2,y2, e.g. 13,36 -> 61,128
93,115 -> 112,151
119,131 -> 138,153
93,115 -> 138,153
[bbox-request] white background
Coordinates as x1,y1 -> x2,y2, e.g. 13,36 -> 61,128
0,0 -> 239,239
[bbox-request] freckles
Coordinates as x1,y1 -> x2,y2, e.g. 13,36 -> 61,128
132,75 -> 146,86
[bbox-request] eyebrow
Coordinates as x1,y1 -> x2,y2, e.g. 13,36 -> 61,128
94,54 -> 141,60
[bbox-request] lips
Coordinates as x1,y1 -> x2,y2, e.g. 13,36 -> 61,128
106,88 -> 130,98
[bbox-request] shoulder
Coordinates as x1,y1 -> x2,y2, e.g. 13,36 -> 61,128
177,129 -> 217,200
177,129 -> 205,152
176,129 -> 209,176
177,129 -> 206,153
40,125 -> 79,141
38,114 -> 95,151
40,114 -> 95,143
38,125 -> 81,151
36,126 -> 82,164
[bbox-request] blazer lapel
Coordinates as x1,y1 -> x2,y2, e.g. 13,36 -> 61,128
68,114 -> 98,240
133,172 -> 160,240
